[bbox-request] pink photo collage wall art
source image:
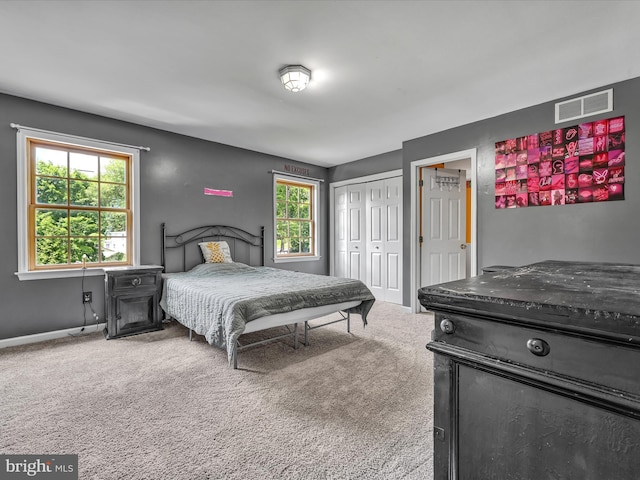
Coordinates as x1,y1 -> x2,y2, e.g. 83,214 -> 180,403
495,116 -> 625,208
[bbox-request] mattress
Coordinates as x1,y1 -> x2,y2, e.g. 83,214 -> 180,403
160,262 -> 375,361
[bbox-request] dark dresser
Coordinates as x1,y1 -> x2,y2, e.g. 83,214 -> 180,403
104,265 -> 163,339
418,260 -> 640,480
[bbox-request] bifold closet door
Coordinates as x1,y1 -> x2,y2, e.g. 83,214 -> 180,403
385,176 -> 402,304
333,177 -> 402,304
366,177 -> 402,304
333,186 -> 348,279
347,183 -> 366,282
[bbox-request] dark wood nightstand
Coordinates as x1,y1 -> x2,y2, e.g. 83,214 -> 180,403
103,265 -> 163,339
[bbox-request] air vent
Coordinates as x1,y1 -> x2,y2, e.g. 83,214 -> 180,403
555,88 -> 613,124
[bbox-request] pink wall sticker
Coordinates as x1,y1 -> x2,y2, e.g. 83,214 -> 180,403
495,116 -> 625,209
204,188 -> 233,197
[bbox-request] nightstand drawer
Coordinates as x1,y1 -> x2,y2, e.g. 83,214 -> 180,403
112,272 -> 159,291
433,312 -> 640,397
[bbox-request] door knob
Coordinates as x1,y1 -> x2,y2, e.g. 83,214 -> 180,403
460,244 -> 467,249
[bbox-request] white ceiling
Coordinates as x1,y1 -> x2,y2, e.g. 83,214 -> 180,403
1,1 -> 640,168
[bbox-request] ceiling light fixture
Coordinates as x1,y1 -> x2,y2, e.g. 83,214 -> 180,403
279,65 -> 311,93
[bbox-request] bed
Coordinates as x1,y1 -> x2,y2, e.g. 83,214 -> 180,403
160,223 -> 375,368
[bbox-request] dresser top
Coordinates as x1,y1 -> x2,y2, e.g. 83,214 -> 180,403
418,260 -> 640,339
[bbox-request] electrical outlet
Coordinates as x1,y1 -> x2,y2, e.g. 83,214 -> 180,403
83,291 -> 92,303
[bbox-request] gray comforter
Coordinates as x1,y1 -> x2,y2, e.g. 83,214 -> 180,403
161,262 -> 375,362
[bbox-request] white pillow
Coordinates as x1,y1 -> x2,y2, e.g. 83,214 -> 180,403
198,241 -> 233,263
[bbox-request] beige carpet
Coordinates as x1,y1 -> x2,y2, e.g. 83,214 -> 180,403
0,302 -> 435,479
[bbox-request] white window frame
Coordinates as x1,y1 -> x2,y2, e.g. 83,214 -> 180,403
272,173 -> 320,263
15,128 -> 140,280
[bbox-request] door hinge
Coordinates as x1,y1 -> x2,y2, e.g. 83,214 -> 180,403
419,236 -> 423,244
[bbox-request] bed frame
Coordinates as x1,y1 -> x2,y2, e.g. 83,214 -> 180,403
161,223 -> 266,271
160,223 -> 357,368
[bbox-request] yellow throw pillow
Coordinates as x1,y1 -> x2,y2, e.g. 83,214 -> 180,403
198,241 -> 233,263
207,242 -> 226,263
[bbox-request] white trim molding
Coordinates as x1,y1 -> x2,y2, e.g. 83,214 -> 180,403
0,323 -> 106,349
410,148 -> 478,313
14,126 -> 141,280
272,172 -> 321,263
329,169 -> 402,189
329,169 -> 402,278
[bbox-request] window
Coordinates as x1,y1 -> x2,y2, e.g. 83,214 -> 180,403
273,175 -> 319,262
16,128 -> 140,280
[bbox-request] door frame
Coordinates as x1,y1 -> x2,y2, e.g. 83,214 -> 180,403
410,149 -> 477,313
329,169 -> 403,275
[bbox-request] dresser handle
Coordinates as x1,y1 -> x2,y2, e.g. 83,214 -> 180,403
131,277 -> 141,287
440,319 -> 456,334
526,338 -> 550,356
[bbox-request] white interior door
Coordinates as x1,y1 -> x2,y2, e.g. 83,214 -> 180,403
383,177 -> 402,304
420,168 -> 467,290
347,183 -> 366,281
333,186 -> 348,278
332,172 -> 403,304
365,177 -> 402,304
366,180 -> 385,299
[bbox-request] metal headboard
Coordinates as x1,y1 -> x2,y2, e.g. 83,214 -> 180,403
161,223 -> 265,272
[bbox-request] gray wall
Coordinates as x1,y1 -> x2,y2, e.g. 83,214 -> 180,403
402,77 -> 640,306
328,149 -> 402,183
0,93 -> 329,339
3,75 -> 639,339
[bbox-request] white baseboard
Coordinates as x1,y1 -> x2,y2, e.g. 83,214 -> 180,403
0,323 -> 106,349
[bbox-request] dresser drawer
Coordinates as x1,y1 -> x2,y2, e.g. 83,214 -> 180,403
433,312 -> 640,397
